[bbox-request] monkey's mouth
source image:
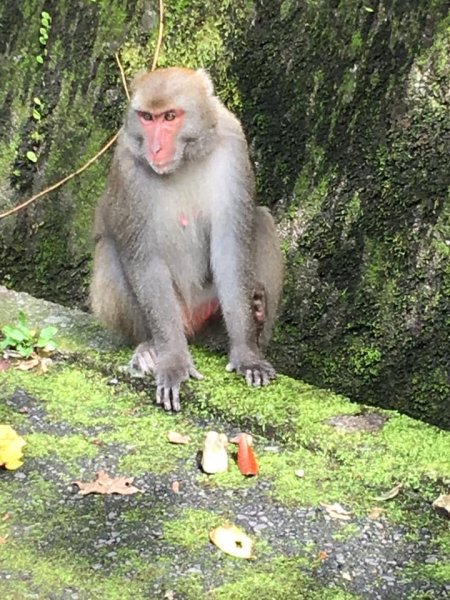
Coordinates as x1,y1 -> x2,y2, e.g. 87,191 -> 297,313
149,159 -> 176,175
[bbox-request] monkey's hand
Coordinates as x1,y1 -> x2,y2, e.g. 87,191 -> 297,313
226,347 -> 276,387
155,352 -> 203,412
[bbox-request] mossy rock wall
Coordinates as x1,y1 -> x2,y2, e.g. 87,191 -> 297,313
231,0 -> 450,428
0,1 -> 449,426
0,0 -> 249,303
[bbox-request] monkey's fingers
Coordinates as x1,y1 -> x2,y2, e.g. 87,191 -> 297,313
246,369 -> 261,387
156,385 -> 181,412
260,370 -> 273,386
166,384 -> 181,412
130,343 -> 157,375
229,360 -> 276,387
225,361 -> 277,387
245,368 -> 274,386
156,385 -> 164,405
189,366 -> 204,380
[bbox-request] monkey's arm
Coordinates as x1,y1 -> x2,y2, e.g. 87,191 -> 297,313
210,162 -> 276,386
123,253 -> 202,410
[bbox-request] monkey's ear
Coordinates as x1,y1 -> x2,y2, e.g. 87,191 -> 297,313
196,68 -> 215,96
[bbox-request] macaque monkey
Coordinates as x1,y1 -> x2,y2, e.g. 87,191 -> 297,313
90,67 -> 283,411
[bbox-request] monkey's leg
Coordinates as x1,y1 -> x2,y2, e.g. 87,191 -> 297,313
253,207 -> 284,349
90,237 -> 150,347
91,240 -> 163,377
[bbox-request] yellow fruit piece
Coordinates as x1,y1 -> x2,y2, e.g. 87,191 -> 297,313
201,431 -> 228,474
210,523 -> 254,559
0,425 -> 26,470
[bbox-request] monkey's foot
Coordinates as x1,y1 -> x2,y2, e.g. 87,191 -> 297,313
226,348 -> 276,387
129,342 -> 158,376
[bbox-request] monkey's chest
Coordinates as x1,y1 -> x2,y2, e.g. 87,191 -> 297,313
155,210 -> 212,299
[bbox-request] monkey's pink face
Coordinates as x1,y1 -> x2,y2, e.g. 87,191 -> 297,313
137,109 -> 185,174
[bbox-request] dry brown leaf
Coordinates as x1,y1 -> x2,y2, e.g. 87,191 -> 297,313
90,438 -> 104,446
210,523 -> 254,559
73,470 -> 141,496
432,494 -> 450,519
171,481 -> 180,494
318,550 -> 329,561
1,512 -> 10,522
123,407 -> 139,416
167,431 -> 191,445
374,483 -> 403,501
37,357 -> 53,374
0,535 -> 8,544
321,502 -> 352,521
201,431 -> 228,474
16,356 -> 40,371
368,507 -> 386,520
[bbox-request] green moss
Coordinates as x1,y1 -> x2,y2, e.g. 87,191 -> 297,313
0,338 -> 448,596
0,399 -> 27,428
0,546 -> 155,600
339,69 -> 358,105
344,192 -> 362,231
291,144 -> 330,218
189,347 -> 357,443
25,432 -> 99,465
332,522 -> 360,542
0,136 -> 21,204
1,365 -> 135,425
0,473 -> 59,515
0,362 -> 205,474
163,508 -> 223,550
347,342 -> 382,379
350,31 -> 363,51
197,463 -> 259,491
171,573 -> 205,599
261,448 -> 333,506
0,466 -> 168,598
110,416 -> 203,475
406,562 -> 450,585
255,410 -> 449,513
209,557 -> 359,600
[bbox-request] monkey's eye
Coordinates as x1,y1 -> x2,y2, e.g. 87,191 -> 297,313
164,111 -> 176,121
139,111 -> 153,121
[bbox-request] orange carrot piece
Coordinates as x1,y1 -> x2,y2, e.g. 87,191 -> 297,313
231,433 -> 259,476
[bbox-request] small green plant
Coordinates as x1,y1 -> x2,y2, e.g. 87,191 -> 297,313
0,312 -> 57,358
27,97 -> 46,162
32,96 -> 44,122
30,131 -> 43,143
36,11 -> 52,64
26,150 -> 38,163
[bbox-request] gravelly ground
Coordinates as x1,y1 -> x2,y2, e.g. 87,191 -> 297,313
1,389 -> 448,599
